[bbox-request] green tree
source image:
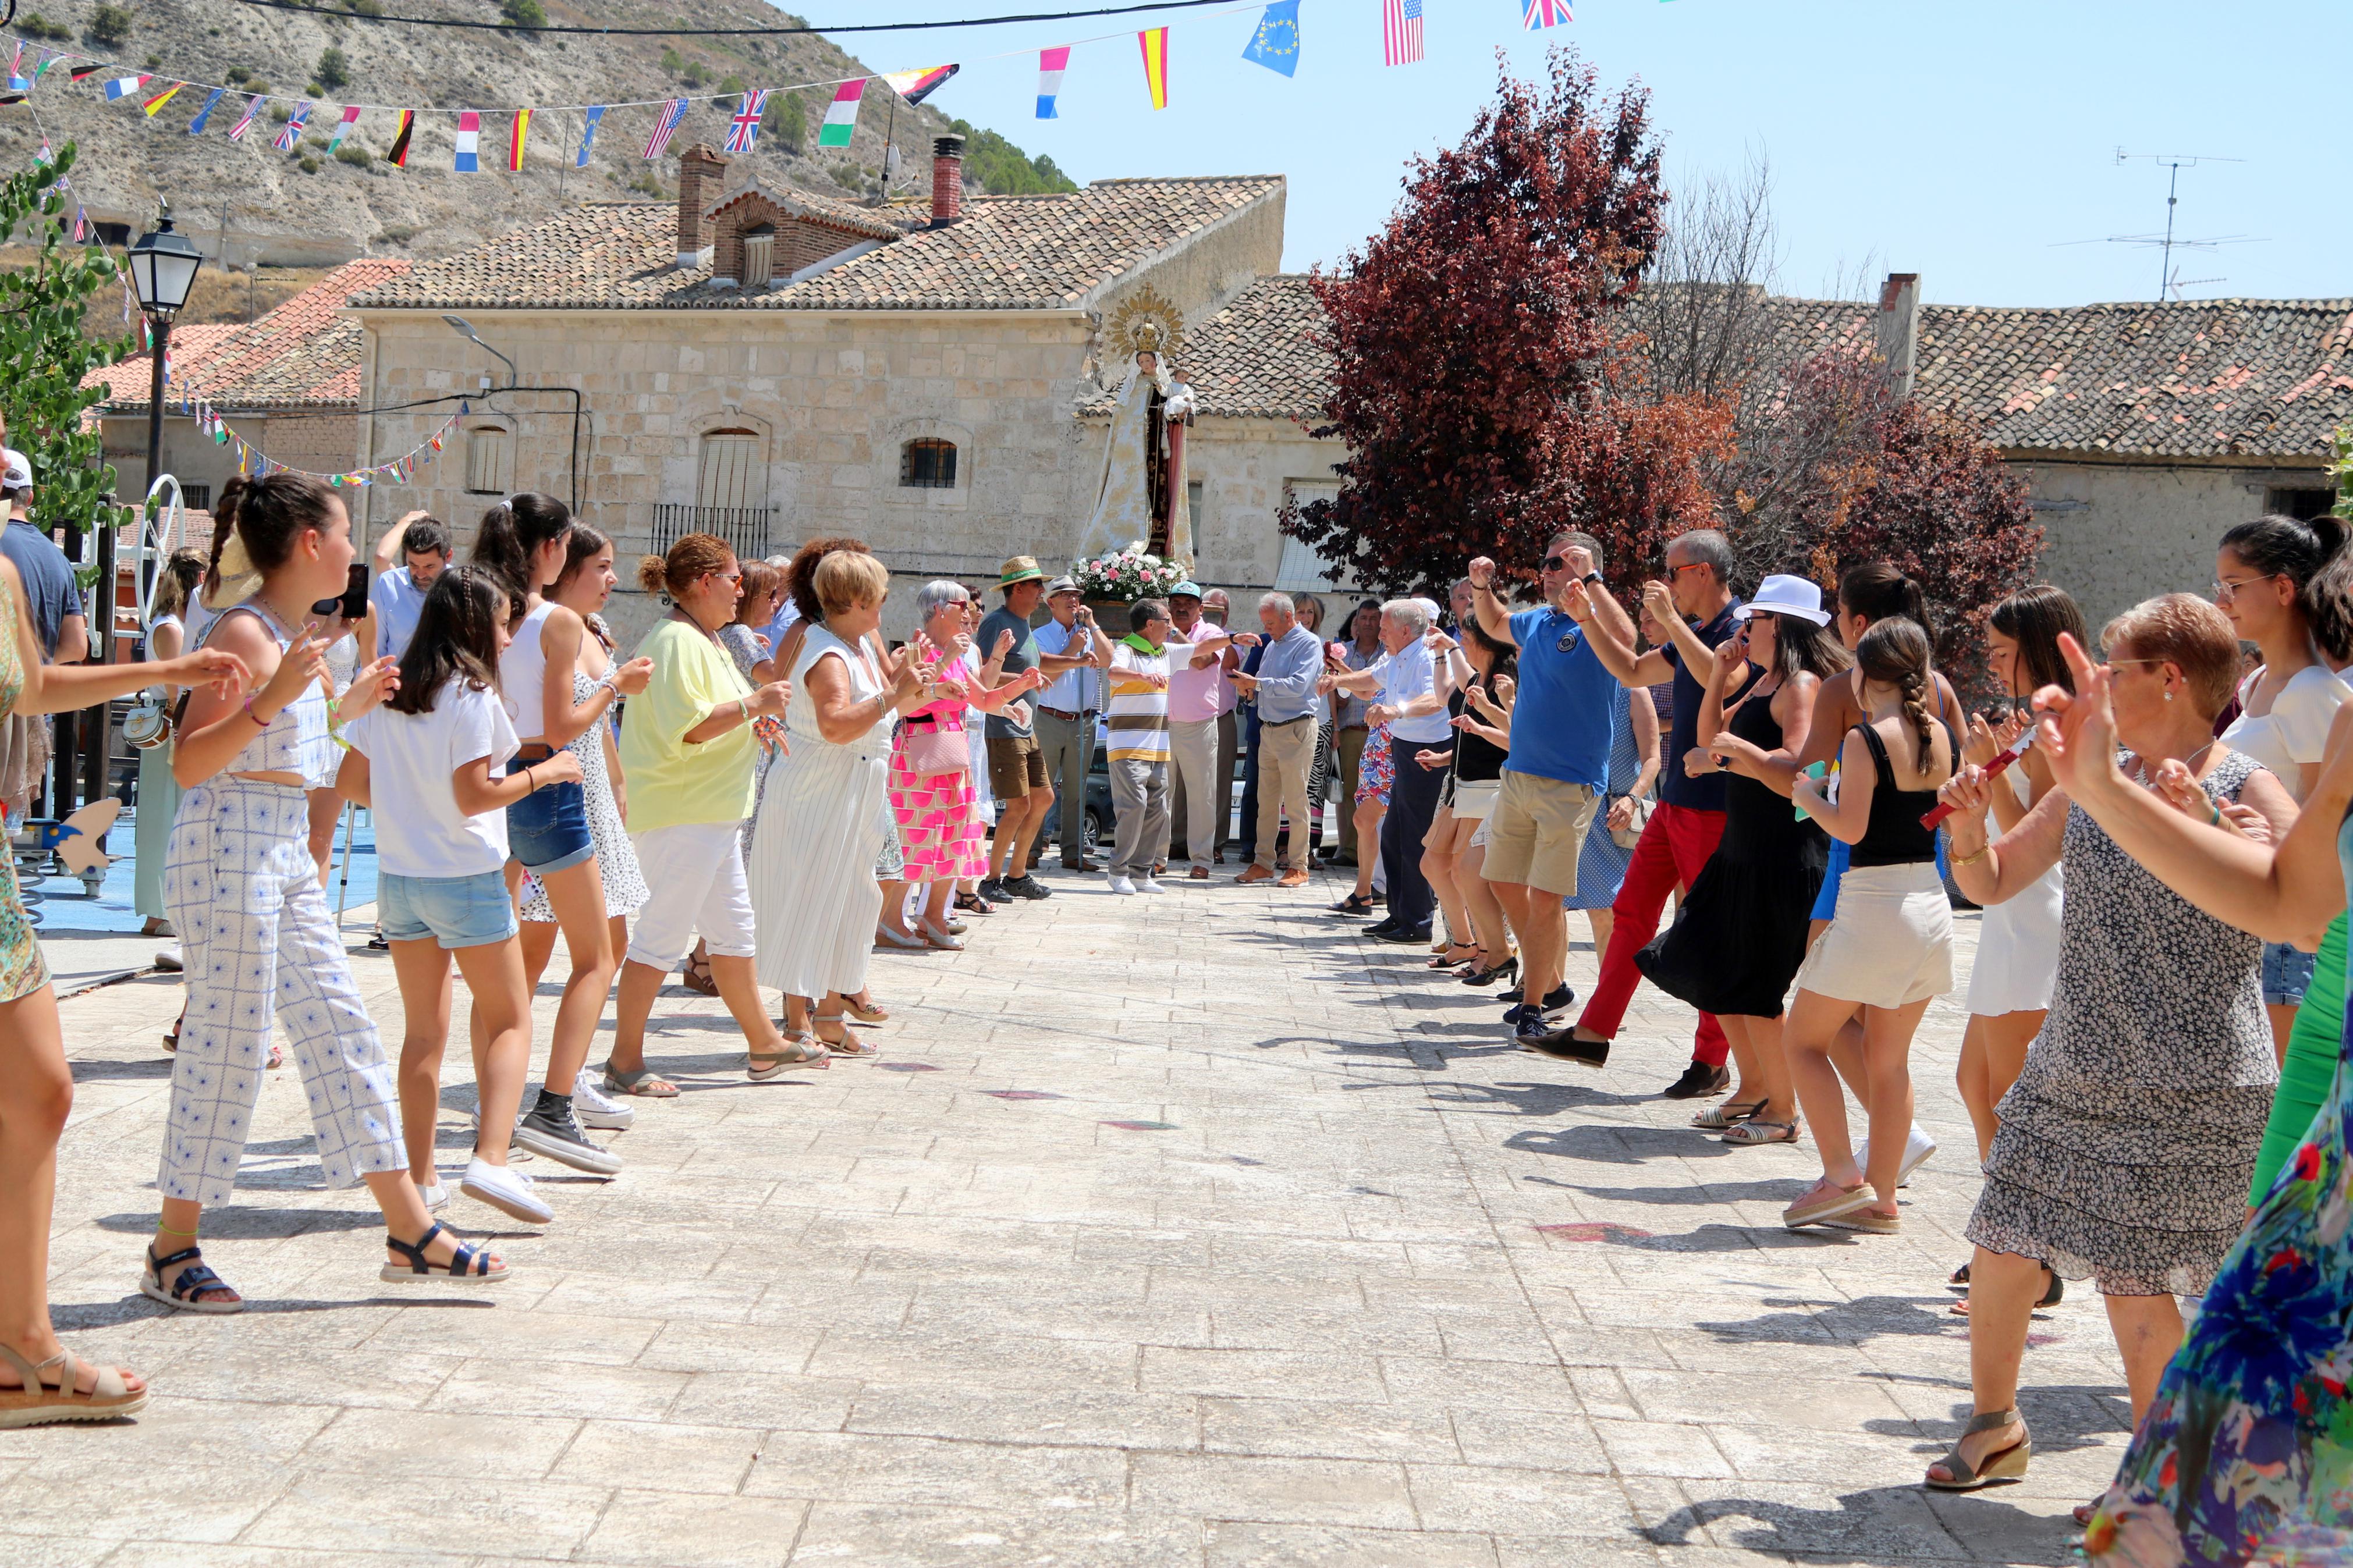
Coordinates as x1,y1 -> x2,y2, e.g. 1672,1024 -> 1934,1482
945,120 -> 1077,195
772,90 -> 806,151
316,48 -> 351,92
0,146 -> 139,543
86,5 -> 133,47
499,0 -> 546,28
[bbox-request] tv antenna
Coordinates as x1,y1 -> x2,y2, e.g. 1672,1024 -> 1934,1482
2050,151 -> 2262,298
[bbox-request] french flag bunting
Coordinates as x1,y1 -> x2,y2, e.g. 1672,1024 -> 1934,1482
454,109 -> 480,172
228,94 -> 264,141
273,100 -> 312,150
1037,47 -> 1069,118
102,74 -> 150,100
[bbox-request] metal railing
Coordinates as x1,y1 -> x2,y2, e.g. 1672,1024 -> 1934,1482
649,504 -> 779,563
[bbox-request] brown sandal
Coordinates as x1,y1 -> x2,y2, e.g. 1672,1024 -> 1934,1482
748,1035 -> 830,1079
0,1343 -> 148,1428
680,955 -> 719,997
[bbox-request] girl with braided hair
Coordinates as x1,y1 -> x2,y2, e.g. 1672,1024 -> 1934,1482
1779,615 -> 1960,1236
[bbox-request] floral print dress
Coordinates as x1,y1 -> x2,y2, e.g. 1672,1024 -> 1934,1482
889,652 -> 985,883
2082,806 -> 2353,1567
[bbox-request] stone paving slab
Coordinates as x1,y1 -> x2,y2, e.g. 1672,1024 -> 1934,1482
19,866 -> 2121,1565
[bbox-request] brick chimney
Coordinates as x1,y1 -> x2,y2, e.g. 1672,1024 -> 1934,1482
677,144 -> 729,269
930,135 -> 966,228
1874,272 -> 1921,400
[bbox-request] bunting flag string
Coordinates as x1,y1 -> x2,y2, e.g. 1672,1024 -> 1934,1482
576,104 -> 603,168
1137,26 -> 1169,110
817,79 -> 864,147
1036,46 -> 1069,118
272,99 -> 311,150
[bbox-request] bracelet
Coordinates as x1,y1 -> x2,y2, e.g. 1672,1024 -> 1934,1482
2207,798 -> 2223,827
738,696 -> 750,723
1951,842 -> 1990,868
243,692 -> 277,727
523,764 -> 536,793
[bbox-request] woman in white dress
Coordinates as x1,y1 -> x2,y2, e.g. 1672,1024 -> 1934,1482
751,551 -> 936,1057
136,549 -> 206,939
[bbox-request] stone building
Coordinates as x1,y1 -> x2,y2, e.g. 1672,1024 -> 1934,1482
91,257 -> 413,515
345,140 -> 1332,643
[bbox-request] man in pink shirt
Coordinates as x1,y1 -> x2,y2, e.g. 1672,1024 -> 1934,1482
1166,582 -> 1241,878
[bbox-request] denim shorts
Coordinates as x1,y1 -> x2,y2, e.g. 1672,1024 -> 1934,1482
379,869 -> 518,950
2263,939 -> 2319,1007
503,756 -> 595,875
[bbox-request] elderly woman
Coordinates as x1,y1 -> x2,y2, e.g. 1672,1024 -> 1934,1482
1925,593 -> 2295,1494
890,581 -> 1045,949
609,534 -> 819,1082
751,552 -> 934,1055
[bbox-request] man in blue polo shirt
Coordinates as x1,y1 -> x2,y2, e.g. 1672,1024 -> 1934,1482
1467,531 -> 1624,1048
1546,528 -> 1744,1093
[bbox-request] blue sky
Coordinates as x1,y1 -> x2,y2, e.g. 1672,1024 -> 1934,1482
818,0 -> 2350,307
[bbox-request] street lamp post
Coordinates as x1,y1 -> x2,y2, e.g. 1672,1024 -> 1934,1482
86,205 -> 203,818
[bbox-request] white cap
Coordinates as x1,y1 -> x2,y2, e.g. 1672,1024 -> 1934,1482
1735,573 -> 1831,627
1,449 -> 30,490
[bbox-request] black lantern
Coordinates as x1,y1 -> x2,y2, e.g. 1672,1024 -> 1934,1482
126,207 -> 204,318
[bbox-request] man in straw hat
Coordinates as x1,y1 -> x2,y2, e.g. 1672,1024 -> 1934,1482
977,556 -> 1105,902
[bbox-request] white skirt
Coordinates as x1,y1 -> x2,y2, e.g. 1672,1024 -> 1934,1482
1795,859 -> 1955,1009
1965,860 -> 2064,1015
751,735 -> 889,1000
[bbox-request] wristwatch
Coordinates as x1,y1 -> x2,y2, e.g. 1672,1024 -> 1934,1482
1581,571 -> 1604,587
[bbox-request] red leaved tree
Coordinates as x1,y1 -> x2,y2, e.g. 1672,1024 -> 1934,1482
1283,49 -> 1733,596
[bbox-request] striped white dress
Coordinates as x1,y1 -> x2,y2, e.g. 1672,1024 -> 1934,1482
751,625 -> 891,1001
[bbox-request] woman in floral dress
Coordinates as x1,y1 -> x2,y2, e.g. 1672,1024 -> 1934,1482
888,581 -> 1041,949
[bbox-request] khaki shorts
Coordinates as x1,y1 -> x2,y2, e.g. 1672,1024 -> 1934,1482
1482,771 -> 1600,896
986,734 -> 1049,799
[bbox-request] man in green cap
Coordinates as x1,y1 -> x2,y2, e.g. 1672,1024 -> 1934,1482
978,554 -> 1100,902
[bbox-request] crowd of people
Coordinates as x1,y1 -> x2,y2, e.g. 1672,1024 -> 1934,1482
0,472 -> 2348,1559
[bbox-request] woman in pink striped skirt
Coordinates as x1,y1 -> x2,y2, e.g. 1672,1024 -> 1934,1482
890,581 -> 1042,950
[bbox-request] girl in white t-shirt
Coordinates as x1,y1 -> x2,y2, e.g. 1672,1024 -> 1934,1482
2213,513 -> 2352,1062
339,567 -> 582,1228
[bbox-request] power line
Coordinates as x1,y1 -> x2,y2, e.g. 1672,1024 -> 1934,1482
231,0 -> 1238,37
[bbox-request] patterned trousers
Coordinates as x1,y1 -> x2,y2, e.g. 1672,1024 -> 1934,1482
159,777 -> 406,1207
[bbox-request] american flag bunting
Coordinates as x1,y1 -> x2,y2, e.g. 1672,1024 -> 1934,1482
1383,0 -> 1424,65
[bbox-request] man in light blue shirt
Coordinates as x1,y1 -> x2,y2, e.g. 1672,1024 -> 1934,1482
367,511 -> 450,660
1230,592 -> 1323,886
1031,575 -> 1113,870
1321,599 -> 1456,938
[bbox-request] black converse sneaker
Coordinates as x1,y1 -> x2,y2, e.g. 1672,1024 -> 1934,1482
512,1094 -> 623,1175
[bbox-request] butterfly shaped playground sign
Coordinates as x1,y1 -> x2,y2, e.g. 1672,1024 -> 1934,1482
37,796 -> 122,876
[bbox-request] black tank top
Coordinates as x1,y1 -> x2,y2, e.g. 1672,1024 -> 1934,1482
1849,720 -> 1954,867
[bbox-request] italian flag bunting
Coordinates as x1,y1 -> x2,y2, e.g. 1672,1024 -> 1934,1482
817,79 -> 863,147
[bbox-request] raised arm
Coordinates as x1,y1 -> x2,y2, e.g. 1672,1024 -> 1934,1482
1,561 -> 246,721
1939,767 -> 2069,906
1466,557 -> 1519,648
2036,634 -> 2345,945
373,510 -> 430,573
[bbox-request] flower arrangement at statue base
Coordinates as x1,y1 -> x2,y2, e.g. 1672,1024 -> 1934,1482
1071,543 -> 1188,605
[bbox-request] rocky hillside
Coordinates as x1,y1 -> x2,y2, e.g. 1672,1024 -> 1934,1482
0,0 -> 1071,266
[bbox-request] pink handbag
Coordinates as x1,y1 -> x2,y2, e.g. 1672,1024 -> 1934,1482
902,718 -> 968,777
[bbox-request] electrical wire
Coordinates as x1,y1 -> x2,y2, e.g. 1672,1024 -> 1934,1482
231,0 -> 1238,37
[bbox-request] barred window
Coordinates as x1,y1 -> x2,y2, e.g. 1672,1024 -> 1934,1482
900,438 -> 957,490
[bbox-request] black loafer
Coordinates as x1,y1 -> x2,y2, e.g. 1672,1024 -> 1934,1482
1371,924 -> 1432,945
1662,1061 -> 1731,1100
1518,1020 -> 1609,1068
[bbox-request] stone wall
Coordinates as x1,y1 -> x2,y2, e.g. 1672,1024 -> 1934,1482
2013,456 -> 2336,631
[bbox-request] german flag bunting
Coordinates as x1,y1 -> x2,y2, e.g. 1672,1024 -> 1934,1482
386,109 -> 414,166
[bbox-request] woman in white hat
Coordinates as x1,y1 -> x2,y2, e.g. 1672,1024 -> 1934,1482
1634,573 -> 1848,1148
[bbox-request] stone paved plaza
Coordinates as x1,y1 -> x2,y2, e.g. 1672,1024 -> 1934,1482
12,867 -> 2127,1567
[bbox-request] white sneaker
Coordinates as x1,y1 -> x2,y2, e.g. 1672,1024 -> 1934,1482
570,1073 -> 636,1131
153,944 -> 183,973
415,1182 -> 448,1211
1109,875 -> 1137,895
460,1157 -> 552,1224
1856,1123 -> 1938,1189
1135,877 -> 1167,894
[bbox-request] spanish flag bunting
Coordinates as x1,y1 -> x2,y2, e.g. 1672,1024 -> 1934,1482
386,109 -> 414,167
508,108 -> 530,171
140,81 -> 183,116
1137,27 -> 1170,110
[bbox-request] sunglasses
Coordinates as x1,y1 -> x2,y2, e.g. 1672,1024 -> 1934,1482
1542,555 -> 1574,574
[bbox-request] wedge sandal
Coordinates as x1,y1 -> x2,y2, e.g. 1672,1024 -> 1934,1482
748,1035 -> 830,1080
1923,1409 -> 2031,1491
140,1243 -> 243,1315
0,1344 -> 147,1428
1781,1178 -> 1875,1229
380,1221 -> 508,1285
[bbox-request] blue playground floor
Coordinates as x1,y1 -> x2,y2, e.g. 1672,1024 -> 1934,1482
23,807 -> 381,933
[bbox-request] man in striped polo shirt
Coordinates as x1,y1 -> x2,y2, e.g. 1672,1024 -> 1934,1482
1106,598 -> 1243,895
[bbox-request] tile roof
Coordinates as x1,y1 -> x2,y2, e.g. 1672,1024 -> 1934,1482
347,176 -> 1285,314
1120,279 -> 2353,461
1741,291 -> 2353,461
705,178 -> 903,241
1079,274 -> 1330,421
94,258 -> 414,413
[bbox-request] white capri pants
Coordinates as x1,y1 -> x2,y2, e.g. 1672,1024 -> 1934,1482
160,777 -> 406,1206
627,820 -> 757,969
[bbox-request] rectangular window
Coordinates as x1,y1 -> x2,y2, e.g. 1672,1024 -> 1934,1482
741,232 -> 775,289
178,483 -> 211,513
900,439 -> 957,489
697,433 -> 761,510
1273,481 -> 1348,593
2266,486 -> 2337,521
464,426 -> 512,496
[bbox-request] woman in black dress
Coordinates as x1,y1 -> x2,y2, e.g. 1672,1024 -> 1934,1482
1636,575 -> 1850,1144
